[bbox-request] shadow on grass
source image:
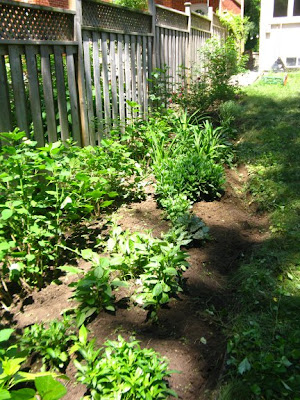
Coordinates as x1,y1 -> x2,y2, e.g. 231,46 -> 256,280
218,74 -> 300,399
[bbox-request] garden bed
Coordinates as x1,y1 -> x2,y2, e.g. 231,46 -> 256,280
2,167 -> 268,400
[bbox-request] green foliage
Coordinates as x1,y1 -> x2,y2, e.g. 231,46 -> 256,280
218,100 -> 242,139
0,132 -> 144,290
113,0 -> 147,11
71,326 -> 177,399
222,72 -> 300,399
244,0 -> 260,50
219,11 -> 252,56
155,153 -> 225,202
100,224 -> 189,321
68,251 -> 126,327
148,67 -> 172,110
160,194 -> 192,224
173,38 -> 246,117
19,315 -> 76,371
0,328 -> 67,399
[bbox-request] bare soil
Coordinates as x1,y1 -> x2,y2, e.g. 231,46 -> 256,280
3,166 -> 269,400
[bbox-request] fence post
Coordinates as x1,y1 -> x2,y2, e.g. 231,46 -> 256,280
75,0 -> 89,146
208,6 -> 213,37
148,0 -> 156,71
184,2 -> 191,75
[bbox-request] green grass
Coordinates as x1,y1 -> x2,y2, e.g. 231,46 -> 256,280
220,72 -> 300,399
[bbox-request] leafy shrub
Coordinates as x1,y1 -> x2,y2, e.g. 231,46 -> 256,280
0,328 -> 67,399
102,224 -> 190,321
68,250 -> 126,326
113,0 -> 147,11
160,194 -> 192,224
218,100 -> 242,139
174,214 -> 210,242
0,131 -> 144,289
155,153 -> 225,203
71,326 -> 178,399
172,37 -> 246,117
19,314 -> 76,371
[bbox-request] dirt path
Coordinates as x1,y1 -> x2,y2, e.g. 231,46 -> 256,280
6,167 -> 269,400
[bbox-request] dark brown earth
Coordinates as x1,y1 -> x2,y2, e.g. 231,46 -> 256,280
3,166 -> 269,400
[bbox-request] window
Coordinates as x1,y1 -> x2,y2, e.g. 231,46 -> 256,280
294,0 -> 300,15
274,0 -> 288,16
286,57 -> 297,66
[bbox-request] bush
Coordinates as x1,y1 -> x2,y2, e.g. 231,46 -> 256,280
172,37 -> 246,117
155,153 -> 225,202
0,131 -> 144,289
19,315 -> 76,371
72,326 -> 178,399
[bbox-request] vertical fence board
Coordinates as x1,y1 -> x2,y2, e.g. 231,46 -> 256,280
110,34 -> 118,125
41,45 -> 57,143
155,28 -> 160,69
9,45 -> 29,136
101,32 -> 111,131
66,46 -> 82,146
136,36 -> 143,116
83,31 -> 95,145
92,32 -> 103,143
142,36 -> 148,117
54,45 -> 69,142
0,54 -> 12,133
124,34 -> 131,119
147,36 -> 152,96
130,36 -> 137,105
25,45 -> 44,146
117,35 -> 125,131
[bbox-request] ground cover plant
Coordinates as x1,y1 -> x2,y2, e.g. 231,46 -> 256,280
0,132 -> 144,294
0,328 -> 67,399
0,34 -> 245,399
19,314 -> 76,371
219,72 -> 300,399
71,325 -> 177,399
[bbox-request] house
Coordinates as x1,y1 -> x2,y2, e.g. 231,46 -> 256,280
259,0 -> 300,71
14,0 -> 73,9
155,0 -> 243,15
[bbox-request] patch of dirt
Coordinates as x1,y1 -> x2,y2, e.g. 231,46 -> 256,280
2,167 -> 269,400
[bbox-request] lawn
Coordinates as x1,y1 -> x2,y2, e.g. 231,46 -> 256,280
220,72 -> 300,399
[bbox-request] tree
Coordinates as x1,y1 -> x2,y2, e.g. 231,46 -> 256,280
244,0 -> 260,50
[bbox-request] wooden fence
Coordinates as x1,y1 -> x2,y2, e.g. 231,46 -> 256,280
0,0 -> 227,146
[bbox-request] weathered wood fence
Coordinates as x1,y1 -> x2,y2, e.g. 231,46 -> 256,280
0,0 -> 227,146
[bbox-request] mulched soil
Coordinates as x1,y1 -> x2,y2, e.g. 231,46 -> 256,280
2,166 -> 269,400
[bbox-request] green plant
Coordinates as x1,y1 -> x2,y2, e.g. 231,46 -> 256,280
0,131 -> 144,290
174,214 -> 210,242
155,153 -> 225,203
101,224 -> 190,321
172,38 -> 246,117
219,11 -> 252,57
19,315 -> 76,371
0,328 -> 67,399
71,325 -> 178,399
68,250 -> 126,326
113,0 -> 147,11
160,194 -> 192,224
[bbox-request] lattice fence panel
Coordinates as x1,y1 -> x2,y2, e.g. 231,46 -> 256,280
156,6 -> 188,31
82,0 -> 152,34
0,2 -> 74,41
191,13 -> 210,31
213,13 -> 223,28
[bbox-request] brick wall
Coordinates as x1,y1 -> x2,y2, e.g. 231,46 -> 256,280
16,0 -> 71,9
221,0 -> 241,14
155,0 -> 241,15
156,0 -> 219,13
